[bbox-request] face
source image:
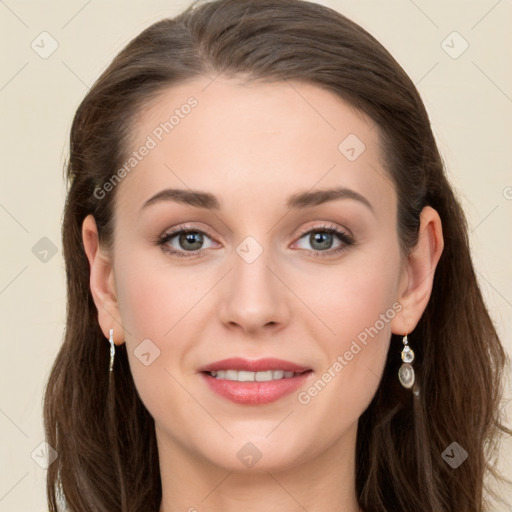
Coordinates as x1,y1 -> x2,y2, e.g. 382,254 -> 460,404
102,76 -> 409,472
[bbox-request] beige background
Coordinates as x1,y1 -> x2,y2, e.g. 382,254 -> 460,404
0,0 -> 511,510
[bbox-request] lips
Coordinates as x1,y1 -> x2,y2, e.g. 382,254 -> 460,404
199,357 -> 313,405
198,357 -> 310,373
209,369 -> 299,381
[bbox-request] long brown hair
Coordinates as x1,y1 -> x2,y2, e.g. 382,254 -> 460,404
43,0 -> 510,510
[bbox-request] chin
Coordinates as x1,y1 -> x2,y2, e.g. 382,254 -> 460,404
190,431 -> 316,473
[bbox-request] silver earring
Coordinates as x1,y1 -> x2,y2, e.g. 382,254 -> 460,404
108,328 -> 115,373
398,334 -> 415,389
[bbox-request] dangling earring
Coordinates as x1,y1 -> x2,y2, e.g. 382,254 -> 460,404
108,328 -> 115,373
398,333 -> 415,389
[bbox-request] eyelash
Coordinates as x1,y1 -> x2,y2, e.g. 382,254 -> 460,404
156,223 -> 354,259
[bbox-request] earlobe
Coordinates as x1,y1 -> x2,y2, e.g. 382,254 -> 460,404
81,214 -> 124,345
391,206 -> 444,335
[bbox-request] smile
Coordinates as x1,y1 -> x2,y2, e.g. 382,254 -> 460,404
199,358 -> 313,405
208,369 -> 303,381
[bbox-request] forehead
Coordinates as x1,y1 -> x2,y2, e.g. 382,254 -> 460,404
115,76 -> 395,218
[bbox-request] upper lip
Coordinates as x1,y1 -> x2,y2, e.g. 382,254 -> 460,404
198,357 -> 311,373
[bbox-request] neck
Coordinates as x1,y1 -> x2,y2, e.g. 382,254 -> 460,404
157,423 -> 362,512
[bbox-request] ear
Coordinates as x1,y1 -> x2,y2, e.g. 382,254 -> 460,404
391,206 -> 444,335
82,214 -> 124,345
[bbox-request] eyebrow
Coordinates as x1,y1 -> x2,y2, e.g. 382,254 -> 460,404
141,186 -> 374,213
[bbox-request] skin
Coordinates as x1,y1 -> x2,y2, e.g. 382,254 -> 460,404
82,76 -> 444,512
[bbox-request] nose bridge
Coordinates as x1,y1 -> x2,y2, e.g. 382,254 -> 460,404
232,233 -> 278,303
219,233 -> 289,331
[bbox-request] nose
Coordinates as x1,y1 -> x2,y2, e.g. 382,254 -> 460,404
218,243 -> 291,336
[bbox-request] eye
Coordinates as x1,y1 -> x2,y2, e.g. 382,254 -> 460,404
157,226 -> 217,258
156,223 -> 354,259
293,224 -> 354,257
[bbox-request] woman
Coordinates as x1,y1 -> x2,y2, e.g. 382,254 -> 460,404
43,0 -> 510,510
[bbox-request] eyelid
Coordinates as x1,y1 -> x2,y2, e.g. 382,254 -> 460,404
159,222 -> 218,241
290,222 -> 354,255
157,223 -> 220,252
293,221 -> 353,241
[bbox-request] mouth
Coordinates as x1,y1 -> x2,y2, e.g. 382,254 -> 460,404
199,358 -> 313,405
206,369 -> 307,381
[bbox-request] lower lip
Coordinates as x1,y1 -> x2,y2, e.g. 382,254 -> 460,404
202,372 -> 312,405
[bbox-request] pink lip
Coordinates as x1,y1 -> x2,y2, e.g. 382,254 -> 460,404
198,357 -> 310,373
199,358 -> 313,405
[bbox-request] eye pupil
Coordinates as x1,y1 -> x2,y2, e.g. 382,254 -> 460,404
180,231 -> 203,251
310,232 -> 333,250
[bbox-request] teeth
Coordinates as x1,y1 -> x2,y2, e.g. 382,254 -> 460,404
255,370 -> 273,382
208,369 -> 300,381
238,370 -> 255,382
225,370 -> 237,380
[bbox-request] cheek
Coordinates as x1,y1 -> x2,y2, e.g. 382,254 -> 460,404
297,240 -> 401,345
295,242 -> 401,407
112,250 -> 215,408
114,280 -> 185,429
113,244 -> 205,340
